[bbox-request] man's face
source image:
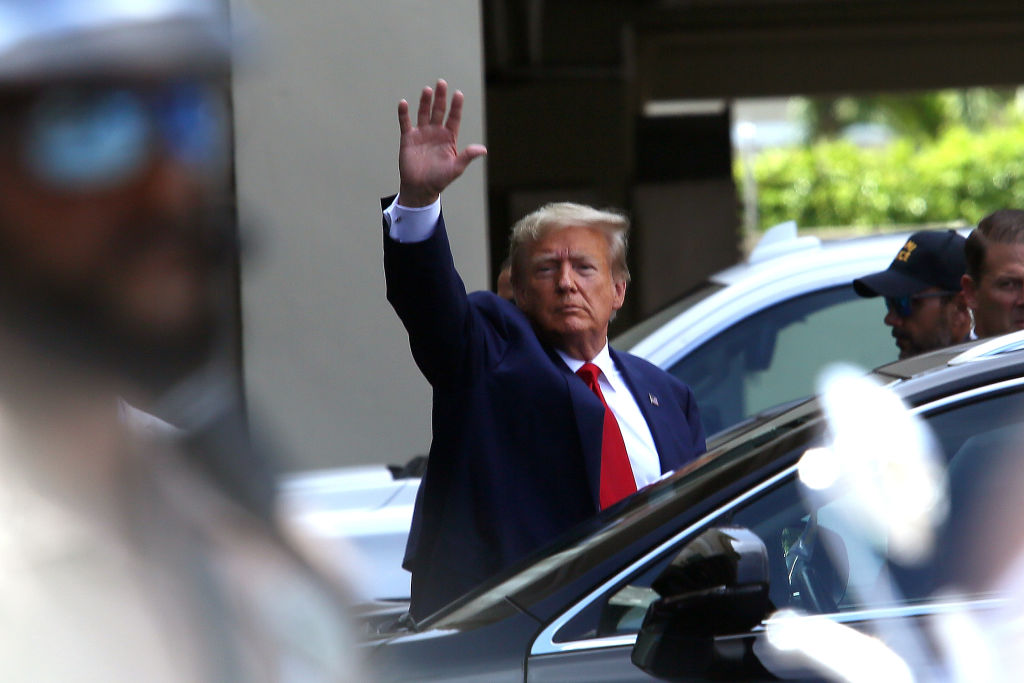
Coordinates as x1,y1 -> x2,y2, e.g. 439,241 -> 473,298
0,80 -> 230,386
515,225 -> 626,359
883,287 -> 963,359
962,242 -> 1024,338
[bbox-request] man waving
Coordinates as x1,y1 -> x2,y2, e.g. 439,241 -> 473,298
383,80 -> 705,619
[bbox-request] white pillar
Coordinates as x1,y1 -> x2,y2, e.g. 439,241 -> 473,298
231,0 -> 489,470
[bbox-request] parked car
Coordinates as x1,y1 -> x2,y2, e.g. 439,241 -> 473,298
278,458 -> 424,600
613,223 -> 963,437
363,331 -> 1024,681
283,224 -> 928,601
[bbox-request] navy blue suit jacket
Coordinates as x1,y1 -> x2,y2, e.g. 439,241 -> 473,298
384,211 -> 705,619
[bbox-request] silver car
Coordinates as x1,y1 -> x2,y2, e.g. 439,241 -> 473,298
614,222 -> 931,437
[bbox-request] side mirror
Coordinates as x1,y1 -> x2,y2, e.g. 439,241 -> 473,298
632,527 -> 772,680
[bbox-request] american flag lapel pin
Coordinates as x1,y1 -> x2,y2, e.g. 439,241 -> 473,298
649,393 -> 659,406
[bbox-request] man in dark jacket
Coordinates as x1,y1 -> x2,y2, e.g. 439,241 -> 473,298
384,80 -> 706,620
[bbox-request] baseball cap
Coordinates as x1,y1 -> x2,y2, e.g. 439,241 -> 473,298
853,230 -> 967,298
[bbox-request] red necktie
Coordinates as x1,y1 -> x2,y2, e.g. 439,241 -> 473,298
576,362 -> 637,509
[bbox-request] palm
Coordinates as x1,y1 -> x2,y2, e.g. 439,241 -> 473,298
399,127 -> 461,197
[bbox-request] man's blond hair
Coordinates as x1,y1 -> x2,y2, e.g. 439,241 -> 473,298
507,202 -> 631,289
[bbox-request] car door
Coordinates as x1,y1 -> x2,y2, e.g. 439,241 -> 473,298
527,379 -> 1024,682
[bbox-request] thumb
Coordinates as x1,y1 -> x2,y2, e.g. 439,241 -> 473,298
454,144 -> 488,173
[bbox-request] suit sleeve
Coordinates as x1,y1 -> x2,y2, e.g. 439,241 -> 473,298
383,210 -> 498,387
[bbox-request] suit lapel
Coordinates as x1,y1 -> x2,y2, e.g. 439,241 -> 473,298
610,348 -> 669,473
546,345 -> 603,510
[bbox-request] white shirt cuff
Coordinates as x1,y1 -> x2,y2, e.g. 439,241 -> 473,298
384,196 -> 442,243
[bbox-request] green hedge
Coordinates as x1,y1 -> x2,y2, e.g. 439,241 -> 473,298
743,122 -> 1024,230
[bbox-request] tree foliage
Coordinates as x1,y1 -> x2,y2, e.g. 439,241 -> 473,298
794,89 -> 1020,141
744,119 -> 1024,230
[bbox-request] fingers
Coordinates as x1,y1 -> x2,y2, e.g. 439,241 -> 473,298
410,80 -> 460,133
416,85 -> 433,129
454,144 -> 488,173
462,144 -> 488,161
430,79 -> 448,126
402,81 -> 484,163
397,99 -> 411,135
445,90 -> 464,137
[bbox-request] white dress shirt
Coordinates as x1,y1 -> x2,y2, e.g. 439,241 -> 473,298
384,196 -> 440,242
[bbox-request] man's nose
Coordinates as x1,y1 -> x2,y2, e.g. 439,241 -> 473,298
884,307 -> 903,327
556,262 -> 576,291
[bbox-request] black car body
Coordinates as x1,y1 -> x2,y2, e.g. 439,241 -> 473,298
365,333 -> 1024,681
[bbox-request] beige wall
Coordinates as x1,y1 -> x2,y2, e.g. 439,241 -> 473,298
231,1 -> 488,470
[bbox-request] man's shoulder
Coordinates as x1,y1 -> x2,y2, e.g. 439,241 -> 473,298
611,347 -> 664,375
467,289 -> 504,306
467,290 -> 534,330
612,348 -> 692,392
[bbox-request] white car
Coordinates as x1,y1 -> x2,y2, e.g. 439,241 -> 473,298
278,462 -> 422,601
285,223 -> 940,600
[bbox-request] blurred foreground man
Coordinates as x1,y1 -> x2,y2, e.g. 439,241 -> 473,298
0,3 -> 358,681
962,209 -> 1024,339
384,81 -> 705,620
854,230 -> 971,359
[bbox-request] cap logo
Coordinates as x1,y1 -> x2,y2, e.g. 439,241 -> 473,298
896,240 -> 917,262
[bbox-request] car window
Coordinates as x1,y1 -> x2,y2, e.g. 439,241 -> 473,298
612,281 -> 726,350
554,388 -> 1024,643
669,286 -> 893,436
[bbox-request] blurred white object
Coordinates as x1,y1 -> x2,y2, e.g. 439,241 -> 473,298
279,465 -> 418,601
760,609 -> 914,683
807,363 -> 948,566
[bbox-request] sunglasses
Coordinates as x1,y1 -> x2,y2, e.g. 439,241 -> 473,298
885,291 -> 957,318
16,81 -> 227,191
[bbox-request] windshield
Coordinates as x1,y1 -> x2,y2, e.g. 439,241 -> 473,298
423,398 -> 824,633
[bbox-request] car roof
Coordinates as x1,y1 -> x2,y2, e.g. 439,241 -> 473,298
713,227 -> 905,287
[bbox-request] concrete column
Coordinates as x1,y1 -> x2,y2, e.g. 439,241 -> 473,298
231,0 -> 488,469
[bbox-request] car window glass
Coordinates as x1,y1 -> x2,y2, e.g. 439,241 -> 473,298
611,281 -> 726,349
669,286 -> 892,436
554,388 -> 1024,643
902,389 -> 1024,593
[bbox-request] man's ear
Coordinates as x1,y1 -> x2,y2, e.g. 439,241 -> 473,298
512,280 -> 529,308
961,273 -> 978,309
948,291 -> 972,339
611,279 -> 627,310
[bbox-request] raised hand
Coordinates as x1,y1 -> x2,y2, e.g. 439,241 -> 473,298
397,79 -> 487,207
